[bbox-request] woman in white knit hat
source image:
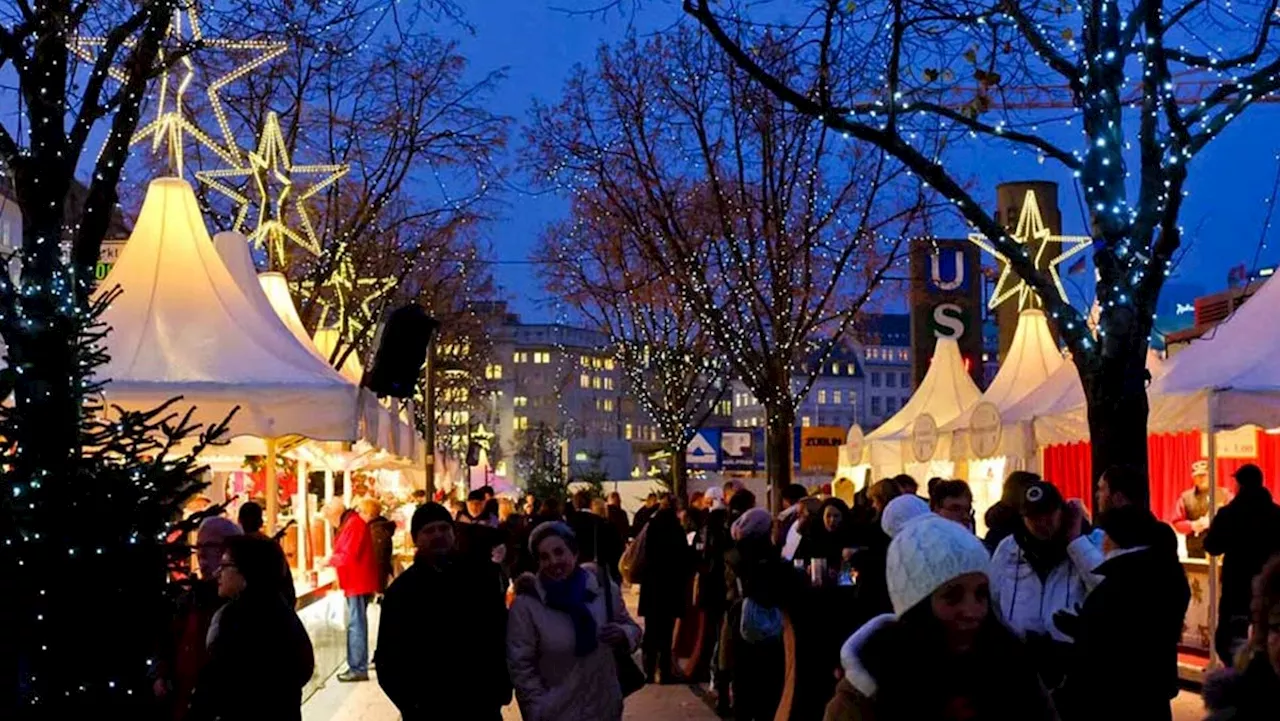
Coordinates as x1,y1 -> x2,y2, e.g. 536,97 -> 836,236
823,515 -> 1059,721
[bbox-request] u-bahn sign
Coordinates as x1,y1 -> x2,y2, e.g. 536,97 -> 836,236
909,238 -> 983,387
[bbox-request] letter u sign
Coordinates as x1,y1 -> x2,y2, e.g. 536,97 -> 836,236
930,249 -> 965,292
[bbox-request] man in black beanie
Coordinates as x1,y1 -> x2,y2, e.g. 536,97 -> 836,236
375,503 -> 511,720
1058,504 -> 1190,721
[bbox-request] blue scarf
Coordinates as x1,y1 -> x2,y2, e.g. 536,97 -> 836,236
542,567 -> 599,657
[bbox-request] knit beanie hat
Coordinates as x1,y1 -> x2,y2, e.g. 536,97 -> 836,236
880,495 -> 932,538
886,514 -> 990,616
410,502 -> 453,538
731,507 -> 773,542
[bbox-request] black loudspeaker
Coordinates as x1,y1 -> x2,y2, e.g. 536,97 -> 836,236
363,304 -> 440,398
465,440 -> 481,467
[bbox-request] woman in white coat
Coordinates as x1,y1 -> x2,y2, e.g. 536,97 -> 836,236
989,480 -> 1102,691
508,521 -> 643,721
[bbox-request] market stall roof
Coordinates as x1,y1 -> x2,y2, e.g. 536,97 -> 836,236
1143,274 -> 1280,432
97,177 -> 359,441
868,336 -> 982,442
1031,348 -> 1174,446
942,309 -> 1064,436
313,326 -> 365,385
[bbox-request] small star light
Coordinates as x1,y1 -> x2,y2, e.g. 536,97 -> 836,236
70,6 -> 286,177
967,190 -> 1091,311
197,112 -> 348,263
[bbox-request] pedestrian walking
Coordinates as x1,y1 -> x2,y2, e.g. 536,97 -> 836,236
1204,463 -> 1280,665
376,503 -> 510,720
188,535 -> 314,721
1057,504 -> 1189,721
565,489 -> 625,580
364,498 -> 396,593
636,501 -> 693,684
631,493 -> 659,538
823,515 -> 1058,721
606,491 -> 630,541
330,501 -> 381,682
988,481 -> 1102,692
508,521 -> 642,721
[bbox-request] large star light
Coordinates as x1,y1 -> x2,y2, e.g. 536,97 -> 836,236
297,248 -> 397,343
197,111 -> 348,263
71,7 -> 286,176
968,190 -> 1092,311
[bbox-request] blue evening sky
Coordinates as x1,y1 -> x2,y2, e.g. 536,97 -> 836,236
445,2 -> 1280,325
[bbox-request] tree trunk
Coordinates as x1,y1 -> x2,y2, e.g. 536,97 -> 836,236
1081,343 -> 1152,510
670,445 -> 688,501
765,407 -> 795,512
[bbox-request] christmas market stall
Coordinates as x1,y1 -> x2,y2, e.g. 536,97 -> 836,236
937,308 -> 1064,528
1033,274 -> 1280,674
859,336 -> 982,481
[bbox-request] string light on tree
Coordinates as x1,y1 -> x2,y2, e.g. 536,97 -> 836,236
196,111 -> 348,264
295,246 -> 395,342
70,6 -> 286,176
967,190 -> 1092,311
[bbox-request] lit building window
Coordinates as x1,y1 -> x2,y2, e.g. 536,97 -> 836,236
625,423 -> 633,439
604,377 -> 615,390
514,416 -> 529,430
831,363 -> 840,375
847,362 -> 856,375
513,352 -> 528,364
495,461 -> 507,477
833,390 -> 843,404
604,399 -> 614,412
580,373 -> 590,388
817,390 -> 827,404
604,358 -> 615,370
581,355 -> 590,367
514,396 -> 528,408
801,416 -> 811,427
485,364 -> 503,379
533,351 -> 551,364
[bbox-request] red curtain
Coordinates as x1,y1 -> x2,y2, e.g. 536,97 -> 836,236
1042,442 -> 1093,514
1043,430 -> 1280,521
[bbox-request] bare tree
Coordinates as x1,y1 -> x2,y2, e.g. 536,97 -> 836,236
677,0 -> 1280,502
538,192 -> 726,498
525,28 -> 928,505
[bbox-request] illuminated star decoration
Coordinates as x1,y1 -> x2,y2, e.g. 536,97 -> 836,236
297,247 -> 397,343
70,6 -> 286,177
967,189 -> 1092,311
197,111 -> 348,263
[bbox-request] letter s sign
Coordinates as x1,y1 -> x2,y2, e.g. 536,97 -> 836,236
932,303 -> 966,339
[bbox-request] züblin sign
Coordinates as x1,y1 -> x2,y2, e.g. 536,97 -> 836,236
909,238 -> 983,387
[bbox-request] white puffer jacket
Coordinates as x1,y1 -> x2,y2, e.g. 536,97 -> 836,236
989,534 -> 1103,643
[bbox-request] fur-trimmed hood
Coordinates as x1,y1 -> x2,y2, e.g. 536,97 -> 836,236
839,613 -> 895,697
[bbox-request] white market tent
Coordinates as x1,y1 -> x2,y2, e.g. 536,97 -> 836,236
1144,273 -> 1280,434
942,308 -> 1065,460
98,177 -> 359,442
864,336 -> 982,478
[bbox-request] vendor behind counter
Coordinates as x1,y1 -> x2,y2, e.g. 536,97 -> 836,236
1170,460 -> 1232,558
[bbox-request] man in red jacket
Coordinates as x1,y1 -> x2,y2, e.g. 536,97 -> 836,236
331,501 -> 380,682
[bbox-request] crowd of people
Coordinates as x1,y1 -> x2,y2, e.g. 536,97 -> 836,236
154,465 -> 1280,721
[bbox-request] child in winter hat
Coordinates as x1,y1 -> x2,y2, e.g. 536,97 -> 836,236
885,513 -> 991,616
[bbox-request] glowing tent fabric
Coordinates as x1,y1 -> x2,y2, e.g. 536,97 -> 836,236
942,309 -> 1065,460
865,337 -> 982,470
97,177 -> 358,441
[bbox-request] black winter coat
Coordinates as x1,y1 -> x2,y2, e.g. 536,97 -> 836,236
368,515 -> 396,593
565,509 -> 624,578
188,589 -> 314,721
1204,486 -> 1280,618
1059,545 -> 1190,721
375,554 -> 511,720
1204,654 -> 1280,721
637,509 -> 692,618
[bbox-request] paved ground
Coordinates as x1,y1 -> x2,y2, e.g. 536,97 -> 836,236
301,585 -> 1207,721
302,672 -> 718,721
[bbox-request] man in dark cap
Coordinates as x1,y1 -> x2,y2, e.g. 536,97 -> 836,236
1205,464 -> 1280,665
375,503 -> 511,720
